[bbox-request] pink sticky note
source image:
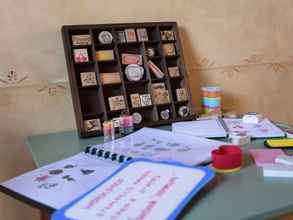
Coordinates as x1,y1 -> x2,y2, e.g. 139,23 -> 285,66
249,149 -> 285,167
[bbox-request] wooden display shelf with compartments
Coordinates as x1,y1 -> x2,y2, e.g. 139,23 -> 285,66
62,22 -> 195,137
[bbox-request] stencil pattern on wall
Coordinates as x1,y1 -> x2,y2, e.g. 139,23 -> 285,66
38,84 -> 67,96
0,70 -> 28,85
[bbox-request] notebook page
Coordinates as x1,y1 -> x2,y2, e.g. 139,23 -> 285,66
1,153 -> 119,209
90,127 -> 226,165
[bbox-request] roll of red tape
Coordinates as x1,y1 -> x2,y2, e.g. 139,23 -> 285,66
212,145 -> 242,170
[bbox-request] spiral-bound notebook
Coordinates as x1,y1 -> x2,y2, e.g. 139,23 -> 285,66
83,127 -> 225,165
1,127 -> 224,211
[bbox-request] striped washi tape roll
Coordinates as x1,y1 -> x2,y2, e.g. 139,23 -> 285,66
202,97 -> 221,108
201,86 -> 221,98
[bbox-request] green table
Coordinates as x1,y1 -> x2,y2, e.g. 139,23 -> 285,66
26,126 -> 293,220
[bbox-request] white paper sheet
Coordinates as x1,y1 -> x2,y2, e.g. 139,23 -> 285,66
1,153 -> 119,209
224,118 -> 285,138
89,127 -> 225,165
172,119 -> 227,138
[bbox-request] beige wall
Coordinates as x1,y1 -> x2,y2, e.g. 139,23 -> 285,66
1,0 -> 293,219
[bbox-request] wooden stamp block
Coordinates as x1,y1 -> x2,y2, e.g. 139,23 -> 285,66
84,118 -> 101,132
160,30 -> 175,41
176,88 -> 188,101
151,83 -> 166,91
140,94 -> 152,106
148,61 -> 164,78
121,53 -> 143,65
117,30 -> 126,43
168,67 -> 180,77
136,28 -> 148,42
100,72 -> 121,85
73,49 -> 89,63
125,29 -> 137,42
130,93 -> 141,108
96,50 -> 114,61
152,89 -> 170,104
162,43 -> 176,56
80,72 -> 97,87
72,35 -> 92,46
108,95 -> 126,111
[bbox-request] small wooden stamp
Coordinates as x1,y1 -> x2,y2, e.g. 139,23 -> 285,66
130,93 -> 141,108
121,53 -> 143,65
136,28 -> 148,42
152,89 -> 170,104
140,94 -> 152,106
73,49 -> 89,63
117,31 -> 126,43
84,118 -> 101,132
125,29 -> 137,42
160,30 -> 175,41
96,50 -> 115,61
176,88 -> 188,101
162,43 -> 176,56
80,72 -> 97,87
100,72 -> 121,85
108,95 -> 126,111
72,35 -> 91,46
168,67 -> 180,77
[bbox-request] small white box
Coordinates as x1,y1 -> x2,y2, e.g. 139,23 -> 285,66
242,112 -> 263,124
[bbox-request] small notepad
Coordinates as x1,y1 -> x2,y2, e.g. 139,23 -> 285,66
172,119 -> 227,138
249,149 -> 285,167
263,164 -> 293,178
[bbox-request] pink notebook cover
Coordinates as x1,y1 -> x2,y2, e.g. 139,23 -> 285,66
249,149 -> 285,167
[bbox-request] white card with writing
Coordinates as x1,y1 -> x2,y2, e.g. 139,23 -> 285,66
52,159 -> 214,220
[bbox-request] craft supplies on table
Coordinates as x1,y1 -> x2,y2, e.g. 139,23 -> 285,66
211,145 -> 243,173
103,121 -> 115,142
262,164 -> 293,178
249,149 -> 285,167
119,115 -> 134,136
242,112 -> 263,124
229,131 -> 251,145
264,139 -> 293,148
201,86 -> 221,113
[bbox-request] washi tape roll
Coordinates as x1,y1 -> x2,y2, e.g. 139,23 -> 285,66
229,131 -> 251,145
211,145 -> 243,173
201,86 -> 221,98
202,97 -> 221,108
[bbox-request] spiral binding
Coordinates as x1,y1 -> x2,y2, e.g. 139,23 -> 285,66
84,146 -> 132,163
